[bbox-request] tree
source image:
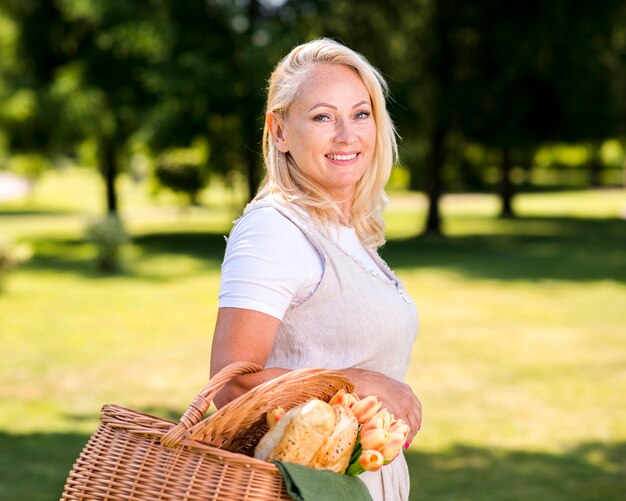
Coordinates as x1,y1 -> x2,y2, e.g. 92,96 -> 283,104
154,145 -> 209,206
55,0 -> 170,214
0,0 -> 163,215
408,0 -> 624,218
140,0 -> 329,201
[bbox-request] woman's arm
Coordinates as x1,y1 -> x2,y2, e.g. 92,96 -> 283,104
210,307 -> 288,408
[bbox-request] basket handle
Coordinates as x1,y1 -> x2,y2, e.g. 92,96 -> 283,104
160,361 -> 263,447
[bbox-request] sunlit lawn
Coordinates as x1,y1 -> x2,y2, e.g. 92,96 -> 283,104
1,168 -> 625,500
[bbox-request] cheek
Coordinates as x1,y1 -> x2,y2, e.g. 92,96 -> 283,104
357,121 -> 376,144
286,124 -> 315,154
363,127 -> 377,157
296,129 -> 326,159
367,123 -> 377,144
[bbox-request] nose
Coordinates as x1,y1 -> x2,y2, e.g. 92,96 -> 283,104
335,118 -> 356,144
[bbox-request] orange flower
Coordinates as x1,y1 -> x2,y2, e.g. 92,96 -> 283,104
380,431 -> 406,460
345,399 -> 411,476
361,408 -> 394,436
350,395 -> 382,424
329,389 -> 360,409
360,428 -> 388,451
266,406 -> 285,429
358,449 -> 385,472
388,419 -> 410,441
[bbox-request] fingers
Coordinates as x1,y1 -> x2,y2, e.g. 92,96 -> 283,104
379,384 -> 421,440
405,403 -> 422,444
392,384 -> 421,444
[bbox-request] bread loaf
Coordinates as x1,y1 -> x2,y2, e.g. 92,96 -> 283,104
309,403 -> 358,472
253,398 -> 358,473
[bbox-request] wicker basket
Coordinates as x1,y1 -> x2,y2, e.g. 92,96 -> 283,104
60,361 -> 354,500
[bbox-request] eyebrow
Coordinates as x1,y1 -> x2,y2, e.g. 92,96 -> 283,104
307,100 -> 370,112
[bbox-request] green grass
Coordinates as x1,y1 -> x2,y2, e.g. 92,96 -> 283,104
1,168 -> 625,500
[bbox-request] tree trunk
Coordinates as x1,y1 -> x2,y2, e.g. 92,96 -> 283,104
408,158 -> 421,191
101,140 -> 118,215
588,144 -> 602,187
520,148 -> 533,189
588,160 -> 602,186
424,125 -> 445,235
422,0 -> 449,236
499,147 -> 515,218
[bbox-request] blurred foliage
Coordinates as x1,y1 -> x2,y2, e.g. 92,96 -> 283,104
155,162 -> 206,205
0,0 -> 625,231
84,213 -> 128,273
5,152 -> 51,180
154,141 -> 210,205
0,237 -> 32,292
321,0 -> 626,225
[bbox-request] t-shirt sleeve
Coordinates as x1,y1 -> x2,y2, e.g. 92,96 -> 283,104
218,207 -> 322,320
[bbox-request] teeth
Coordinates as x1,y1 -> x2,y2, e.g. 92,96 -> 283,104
327,153 -> 357,161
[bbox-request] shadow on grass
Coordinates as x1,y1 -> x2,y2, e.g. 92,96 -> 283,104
1,431 -> 623,501
132,231 -> 227,263
23,238 -> 98,276
0,431 -> 87,501
405,442 -> 626,500
22,232 -> 228,281
18,216 -> 626,283
383,217 -> 626,283
0,208 -> 76,217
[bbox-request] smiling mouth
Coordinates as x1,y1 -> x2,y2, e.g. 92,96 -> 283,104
325,153 -> 358,161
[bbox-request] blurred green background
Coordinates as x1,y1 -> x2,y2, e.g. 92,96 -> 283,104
1,1 -> 625,500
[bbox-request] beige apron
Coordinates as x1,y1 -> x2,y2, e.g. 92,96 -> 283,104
243,201 -> 419,501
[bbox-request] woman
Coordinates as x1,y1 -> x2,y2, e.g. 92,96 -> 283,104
210,38 -> 421,500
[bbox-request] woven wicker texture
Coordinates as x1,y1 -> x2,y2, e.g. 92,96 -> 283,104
60,361 -> 354,500
186,367 -> 354,455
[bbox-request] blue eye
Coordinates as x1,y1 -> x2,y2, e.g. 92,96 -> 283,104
314,114 -> 331,122
356,110 -> 371,119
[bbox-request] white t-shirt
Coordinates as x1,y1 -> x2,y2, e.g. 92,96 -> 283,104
219,207 -> 386,320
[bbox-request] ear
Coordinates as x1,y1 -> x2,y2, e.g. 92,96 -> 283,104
267,112 -> 289,153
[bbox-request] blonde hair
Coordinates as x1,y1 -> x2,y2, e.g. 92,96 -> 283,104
256,38 -> 398,249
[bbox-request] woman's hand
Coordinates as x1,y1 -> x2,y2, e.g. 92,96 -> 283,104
342,368 -> 422,444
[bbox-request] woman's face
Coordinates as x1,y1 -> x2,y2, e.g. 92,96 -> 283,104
270,63 -> 376,204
